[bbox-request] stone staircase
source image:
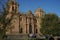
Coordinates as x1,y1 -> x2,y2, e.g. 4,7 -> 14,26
4,34 -> 45,40
5,34 -> 28,40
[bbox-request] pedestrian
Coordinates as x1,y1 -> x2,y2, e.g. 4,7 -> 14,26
49,36 -> 54,40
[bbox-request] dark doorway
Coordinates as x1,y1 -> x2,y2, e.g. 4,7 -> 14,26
29,24 -> 32,33
19,26 -> 23,33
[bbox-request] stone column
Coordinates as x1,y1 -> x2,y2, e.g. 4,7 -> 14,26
21,15 -> 26,34
27,17 -> 30,34
31,18 -> 34,34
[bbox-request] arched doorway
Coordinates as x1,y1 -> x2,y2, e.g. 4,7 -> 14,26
29,24 -> 32,33
19,26 -> 23,33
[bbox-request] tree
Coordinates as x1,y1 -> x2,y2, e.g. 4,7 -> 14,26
40,13 -> 60,36
0,0 -> 13,40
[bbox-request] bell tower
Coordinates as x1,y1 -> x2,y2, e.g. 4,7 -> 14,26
6,0 -> 19,14
34,8 -> 45,35
6,0 -> 19,34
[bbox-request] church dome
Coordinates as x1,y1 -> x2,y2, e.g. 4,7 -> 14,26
28,10 -> 32,14
35,8 -> 44,12
34,8 -> 45,17
27,10 -> 33,15
26,10 -> 33,17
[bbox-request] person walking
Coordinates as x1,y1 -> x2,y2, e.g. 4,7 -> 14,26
49,36 -> 54,40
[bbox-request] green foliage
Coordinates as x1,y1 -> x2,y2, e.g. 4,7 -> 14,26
40,13 -> 60,36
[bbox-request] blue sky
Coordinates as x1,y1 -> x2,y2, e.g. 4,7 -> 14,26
1,0 -> 60,17
17,0 -> 60,17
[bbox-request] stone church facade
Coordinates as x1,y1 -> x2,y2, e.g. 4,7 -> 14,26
6,0 -> 45,37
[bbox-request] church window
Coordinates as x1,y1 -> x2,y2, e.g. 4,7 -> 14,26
29,24 -> 32,33
14,6 -> 17,13
34,18 -> 37,24
12,1 -> 14,5
19,26 -> 23,33
12,6 -> 15,13
36,29 -> 37,33
12,6 -> 14,11
20,27 -> 23,33
34,25 -> 37,33
20,17 -> 22,21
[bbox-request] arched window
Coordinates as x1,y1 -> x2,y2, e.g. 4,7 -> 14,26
19,26 -> 23,33
20,28 -> 22,33
29,24 -> 32,33
12,6 -> 14,11
12,6 -> 16,13
36,29 -> 37,33
34,25 -> 37,33
20,17 -> 22,21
